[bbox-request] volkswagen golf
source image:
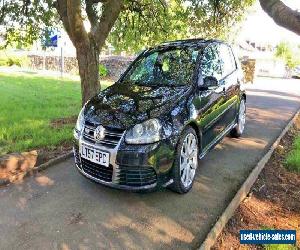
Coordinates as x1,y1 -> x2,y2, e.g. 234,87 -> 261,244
73,39 -> 246,193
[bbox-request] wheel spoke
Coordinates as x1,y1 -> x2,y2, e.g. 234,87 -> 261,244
190,160 -> 197,169
180,159 -> 187,170
181,165 -> 188,183
185,166 -> 190,184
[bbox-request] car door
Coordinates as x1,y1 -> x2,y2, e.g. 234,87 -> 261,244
218,44 -> 240,128
197,44 -> 227,151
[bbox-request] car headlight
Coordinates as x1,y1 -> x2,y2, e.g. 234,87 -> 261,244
125,119 -> 162,144
75,107 -> 85,134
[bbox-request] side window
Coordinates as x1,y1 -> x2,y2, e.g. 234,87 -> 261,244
219,44 -> 236,78
200,45 -> 222,81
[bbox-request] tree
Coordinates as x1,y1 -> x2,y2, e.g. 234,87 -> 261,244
259,0 -> 300,36
275,41 -> 300,70
55,0 -> 123,105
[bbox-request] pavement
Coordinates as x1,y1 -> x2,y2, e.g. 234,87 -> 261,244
1,77 -> 300,250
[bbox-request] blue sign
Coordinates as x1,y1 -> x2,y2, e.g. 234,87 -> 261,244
43,29 -> 59,48
240,230 -> 296,245
48,35 -> 58,47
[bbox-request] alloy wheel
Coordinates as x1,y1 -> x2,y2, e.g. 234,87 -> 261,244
180,133 -> 198,188
238,100 -> 246,134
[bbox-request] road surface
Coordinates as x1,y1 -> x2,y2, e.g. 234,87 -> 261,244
1,77 -> 300,250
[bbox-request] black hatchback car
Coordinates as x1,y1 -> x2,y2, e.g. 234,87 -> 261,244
73,39 -> 246,193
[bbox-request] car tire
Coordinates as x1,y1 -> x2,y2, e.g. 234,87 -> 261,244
231,98 -> 246,138
170,126 -> 199,194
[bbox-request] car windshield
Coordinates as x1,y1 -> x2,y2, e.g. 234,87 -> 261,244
121,47 -> 200,87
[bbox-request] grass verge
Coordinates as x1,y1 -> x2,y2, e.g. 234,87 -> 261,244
285,136 -> 300,173
0,72 -> 112,156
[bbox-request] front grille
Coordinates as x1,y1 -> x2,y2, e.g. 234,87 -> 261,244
118,166 -> 157,187
82,122 -> 124,149
81,158 -> 113,182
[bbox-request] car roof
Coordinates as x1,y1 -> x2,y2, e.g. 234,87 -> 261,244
153,38 -> 227,49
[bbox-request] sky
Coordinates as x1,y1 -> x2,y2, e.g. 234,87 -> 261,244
238,0 -> 300,45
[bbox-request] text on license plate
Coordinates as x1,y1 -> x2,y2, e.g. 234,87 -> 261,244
80,143 -> 110,167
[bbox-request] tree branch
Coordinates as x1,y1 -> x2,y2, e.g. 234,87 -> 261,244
92,0 -> 123,50
259,0 -> 300,36
85,0 -> 98,27
66,0 -> 89,45
56,0 -> 72,39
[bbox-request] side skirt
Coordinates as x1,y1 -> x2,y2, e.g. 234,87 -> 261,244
199,122 -> 237,160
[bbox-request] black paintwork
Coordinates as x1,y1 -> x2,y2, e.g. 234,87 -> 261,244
74,39 -> 246,190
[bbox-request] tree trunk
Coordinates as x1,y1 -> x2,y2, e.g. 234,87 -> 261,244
76,41 -> 100,106
259,0 -> 300,36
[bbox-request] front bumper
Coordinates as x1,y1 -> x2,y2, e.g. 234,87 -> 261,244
73,135 -> 176,191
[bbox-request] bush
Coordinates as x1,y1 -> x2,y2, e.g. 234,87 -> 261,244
275,41 -> 300,70
99,64 -> 108,77
0,57 -> 7,66
285,136 -> 300,173
0,54 -> 8,66
7,56 -> 29,67
0,53 -> 29,67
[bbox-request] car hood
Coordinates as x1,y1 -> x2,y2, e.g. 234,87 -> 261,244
84,82 -> 191,130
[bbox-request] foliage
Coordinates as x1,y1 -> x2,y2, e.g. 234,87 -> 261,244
7,56 -> 29,67
285,135 -> 300,173
264,244 -> 297,250
0,52 -> 29,67
109,0 -> 255,53
275,41 -> 300,70
186,0 -> 255,39
0,57 -> 7,66
109,0 -> 189,53
0,0 -> 58,49
0,72 -> 113,155
99,64 -> 108,77
1,0 -> 255,53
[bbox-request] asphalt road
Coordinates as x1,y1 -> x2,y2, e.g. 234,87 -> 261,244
1,77 -> 300,250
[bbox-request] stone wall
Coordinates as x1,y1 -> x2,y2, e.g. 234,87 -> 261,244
99,56 -> 134,81
28,55 -> 134,80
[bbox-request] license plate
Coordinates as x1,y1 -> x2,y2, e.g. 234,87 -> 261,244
80,143 -> 110,167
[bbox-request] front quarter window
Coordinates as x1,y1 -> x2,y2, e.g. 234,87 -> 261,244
129,52 -> 158,84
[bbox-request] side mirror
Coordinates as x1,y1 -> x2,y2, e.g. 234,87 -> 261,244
199,76 -> 219,91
